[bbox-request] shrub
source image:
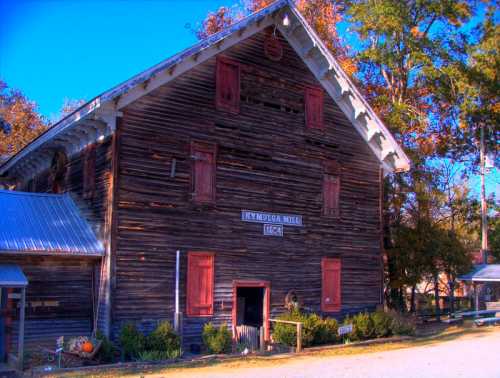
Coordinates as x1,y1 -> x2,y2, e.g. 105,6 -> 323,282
370,310 -> 393,338
202,323 -> 232,354
388,310 -> 416,336
146,321 -> 181,355
272,310 -> 338,347
137,348 -> 182,361
137,350 -> 169,361
350,312 -> 374,341
313,317 -> 338,345
119,323 -> 146,360
96,330 -> 118,363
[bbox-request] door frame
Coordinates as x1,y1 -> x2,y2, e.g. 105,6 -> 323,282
232,280 -> 271,341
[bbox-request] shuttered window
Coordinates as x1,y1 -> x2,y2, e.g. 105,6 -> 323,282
323,174 -> 340,217
321,257 -> 341,312
83,144 -> 96,199
187,252 -> 215,317
191,141 -> 216,204
305,86 -> 324,130
216,57 -> 240,113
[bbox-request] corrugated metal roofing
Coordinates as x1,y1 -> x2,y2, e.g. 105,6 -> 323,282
0,190 -> 104,256
0,265 -> 28,287
458,264 -> 500,282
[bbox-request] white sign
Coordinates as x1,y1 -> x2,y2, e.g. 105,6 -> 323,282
338,324 -> 353,336
241,210 -> 303,226
263,223 -> 283,236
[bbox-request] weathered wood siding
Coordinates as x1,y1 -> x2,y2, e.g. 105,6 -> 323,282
0,256 -> 96,350
112,29 -> 383,343
18,138 -> 113,240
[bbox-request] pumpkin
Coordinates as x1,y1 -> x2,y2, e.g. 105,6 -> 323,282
81,341 -> 94,353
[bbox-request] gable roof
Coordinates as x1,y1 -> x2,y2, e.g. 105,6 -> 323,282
0,190 -> 104,256
0,0 -> 410,179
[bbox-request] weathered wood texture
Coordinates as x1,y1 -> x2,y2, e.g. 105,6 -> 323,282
0,256 -> 96,351
14,138 -> 113,335
18,138 -> 113,240
112,29 -> 382,344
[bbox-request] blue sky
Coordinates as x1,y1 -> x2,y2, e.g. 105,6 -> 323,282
0,0 -> 498,199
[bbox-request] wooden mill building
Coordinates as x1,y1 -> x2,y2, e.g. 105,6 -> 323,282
0,0 -> 410,351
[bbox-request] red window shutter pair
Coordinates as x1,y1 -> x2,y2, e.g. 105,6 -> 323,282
305,86 -> 324,130
187,252 -> 215,317
191,141 -> 216,204
83,144 -> 96,199
321,257 -> 341,312
216,57 -> 240,113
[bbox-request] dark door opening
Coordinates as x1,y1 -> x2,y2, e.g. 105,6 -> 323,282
236,287 -> 264,328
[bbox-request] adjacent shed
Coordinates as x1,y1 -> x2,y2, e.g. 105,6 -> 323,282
0,190 -> 103,360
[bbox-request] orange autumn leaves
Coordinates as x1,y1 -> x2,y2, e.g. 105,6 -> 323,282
0,80 -> 46,159
197,0 -> 356,77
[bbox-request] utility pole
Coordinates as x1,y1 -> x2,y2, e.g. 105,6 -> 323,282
480,125 -> 488,264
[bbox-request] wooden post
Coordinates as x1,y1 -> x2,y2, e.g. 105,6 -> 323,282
296,323 -> 302,353
17,288 -> 25,371
259,326 -> 265,352
474,283 -> 479,314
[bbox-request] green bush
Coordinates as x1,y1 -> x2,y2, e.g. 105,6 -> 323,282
137,350 -> 170,361
202,323 -> 232,354
119,323 -> 146,360
146,321 -> 181,355
350,312 -> 374,341
137,348 -> 182,361
96,330 -> 118,363
370,310 -> 393,338
388,310 -> 416,336
312,316 -> 338,345
272,310 -> 338,347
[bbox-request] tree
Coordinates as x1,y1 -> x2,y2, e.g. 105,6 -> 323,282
0,80 -> 47,161
197,0 -> 356,75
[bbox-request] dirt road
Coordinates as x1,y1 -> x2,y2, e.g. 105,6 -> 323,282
147,329 -> 500,378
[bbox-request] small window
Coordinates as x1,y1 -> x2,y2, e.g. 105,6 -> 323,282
187,252 -> 215,317
191,141 -> 216,204
305,86 -> 324,130
216,57 -> 240,114
321,257 -> 341,312
50,151 -> 68,194
83,144 -> 96,199
323,160 -> 340,217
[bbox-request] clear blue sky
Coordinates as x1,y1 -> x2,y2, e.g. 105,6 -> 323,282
0,0 -> 498,199
0,0 -> 235,119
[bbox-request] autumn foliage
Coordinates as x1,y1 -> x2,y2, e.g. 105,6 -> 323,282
0,80 -> 47,160
197,0 -> 356,76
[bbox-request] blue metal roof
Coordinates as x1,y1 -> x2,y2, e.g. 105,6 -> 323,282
0,265 -> 28,287
0,190 -> 104,256
458,264 -> 500,282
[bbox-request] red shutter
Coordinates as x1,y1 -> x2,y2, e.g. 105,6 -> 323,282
191,142 -> 216,204
321,257 -> 341,312
216,57 -> 240,114
83,144 -> 96,199
323,174 -> 340,217
305,86 -> 324,130
187,252 -> 215,317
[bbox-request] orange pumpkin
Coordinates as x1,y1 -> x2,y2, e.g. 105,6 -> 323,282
82,341 -> 94,353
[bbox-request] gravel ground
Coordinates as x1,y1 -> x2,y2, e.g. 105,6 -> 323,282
149,329 -> 500,378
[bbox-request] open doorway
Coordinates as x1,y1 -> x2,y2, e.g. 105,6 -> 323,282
236,287 -> 264,328
232,280 -> 270,346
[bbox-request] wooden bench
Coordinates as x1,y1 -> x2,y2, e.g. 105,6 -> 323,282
474,317 -> 500,327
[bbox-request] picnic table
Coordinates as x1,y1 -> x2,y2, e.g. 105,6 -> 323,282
451,309 -> 498,319
450,309 -> 500,327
